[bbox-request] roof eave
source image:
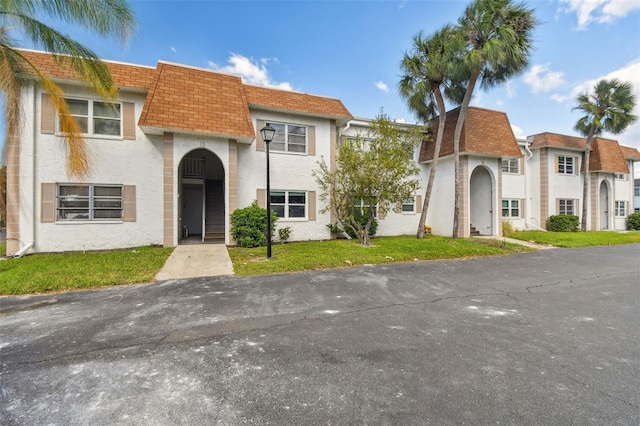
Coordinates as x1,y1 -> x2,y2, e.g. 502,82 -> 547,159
249,104 -> 352,126
140,125 -> 254,143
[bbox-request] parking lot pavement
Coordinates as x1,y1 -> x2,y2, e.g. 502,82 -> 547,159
1,244 -> 639,425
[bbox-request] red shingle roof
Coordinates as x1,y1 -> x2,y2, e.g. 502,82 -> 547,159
619,145 -> 640,161
419,107 -> 522,161
17,49 -> 353,138
589,138 -> 629,173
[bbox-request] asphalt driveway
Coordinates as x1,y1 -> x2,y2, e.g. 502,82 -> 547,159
1,244 -> 639,425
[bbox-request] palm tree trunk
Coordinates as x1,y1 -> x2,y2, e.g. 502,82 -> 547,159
417,88 -> 446,238
452,70 -> 479,238
581,126 -> 596,232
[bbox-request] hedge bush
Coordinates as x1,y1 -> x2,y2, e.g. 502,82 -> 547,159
547,214 -> 579,232
230,201 -> 277,247
628,211 -> 640,230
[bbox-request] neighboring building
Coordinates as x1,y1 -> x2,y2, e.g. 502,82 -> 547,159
5,50 -> 640,256
634,178 -> 640,212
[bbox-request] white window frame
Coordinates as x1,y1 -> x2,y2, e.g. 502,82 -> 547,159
557,156 -> 576,175
57,184 -> 123,221
501,158 -> 520,174
269,190 -> 307,220
354,198 -> 378,219
501,199 -> 520,218
269,122 -> 307,154
615,201 -> 627,217
402,197 -> 416,214
634,187 -> 640,197
57,98 -> 123,138
558,199 -> 575,215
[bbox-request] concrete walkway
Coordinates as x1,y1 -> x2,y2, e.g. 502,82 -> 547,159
473,235 -> 555,249
154,244 -> 234,280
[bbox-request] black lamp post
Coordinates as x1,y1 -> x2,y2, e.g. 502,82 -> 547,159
260,123 -> 276,259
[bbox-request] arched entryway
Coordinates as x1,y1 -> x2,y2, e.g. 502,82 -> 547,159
178,149 -> 225,244
470,166 -> 494,236
599,180 -> 610,230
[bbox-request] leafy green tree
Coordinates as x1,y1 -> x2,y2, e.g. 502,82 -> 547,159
573,79 -> 637,231
399,25 -> 464,239
450,0 -> 537,237
314,113 -> 422,246
1,0 -> 137,177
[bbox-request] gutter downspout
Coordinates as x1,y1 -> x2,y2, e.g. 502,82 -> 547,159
16,83 -> 38,257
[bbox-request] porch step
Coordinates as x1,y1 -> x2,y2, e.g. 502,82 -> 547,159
204,232 -> 225,243
469,225 -> 481,236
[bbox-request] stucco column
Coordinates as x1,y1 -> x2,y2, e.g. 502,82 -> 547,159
457,156 -> 469,237
163,132 -> 174,247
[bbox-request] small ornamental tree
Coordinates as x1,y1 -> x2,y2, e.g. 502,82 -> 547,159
314,113 -> 422,246
230,201 -> 277,248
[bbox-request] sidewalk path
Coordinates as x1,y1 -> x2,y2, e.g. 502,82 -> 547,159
155,244 -> 234,280
474,235 -> 555,249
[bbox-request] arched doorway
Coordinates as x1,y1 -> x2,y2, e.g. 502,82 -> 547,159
178,149 -> 225,244
599,180 -> 610,230
470,166 -> 494,236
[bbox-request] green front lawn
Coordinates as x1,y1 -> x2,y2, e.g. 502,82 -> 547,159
509,230 -> 640,248
228,235 -> 533,276
0,245 -> 174,295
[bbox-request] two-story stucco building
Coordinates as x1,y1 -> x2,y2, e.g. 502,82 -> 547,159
4,50 -> 640,256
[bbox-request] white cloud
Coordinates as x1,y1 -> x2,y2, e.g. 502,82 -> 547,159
523,63 -> 566,93
558,58 -> 640,149
375,81 -> 389,93
511,125 -> 525,139
505,81 -> 516,98
208,53 -> 293,90
558,0 -> 640,30
394,118 -> 408,124
170,46 -> 176,53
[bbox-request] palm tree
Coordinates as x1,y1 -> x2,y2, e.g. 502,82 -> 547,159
451,0 -> 537,237
399,25 -> 464,239
574,79 -> 637,231
1,0 -> 136,177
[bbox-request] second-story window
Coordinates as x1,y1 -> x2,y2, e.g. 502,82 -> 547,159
557,156 -> 575,175
501,158 -> 520,174
60,99 -> 122,137
270,123 -> 307,153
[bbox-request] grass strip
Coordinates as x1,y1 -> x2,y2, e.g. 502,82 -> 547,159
228,235 -> 533,276
508,230 -> 640,248
0,245 -> 174,295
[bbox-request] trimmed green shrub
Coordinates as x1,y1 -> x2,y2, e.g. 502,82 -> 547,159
547,215 -> 579,232
278,226 -> 292,242
230,201 -> 277,247
344,211 -> 378,239
628,211 -> 640,230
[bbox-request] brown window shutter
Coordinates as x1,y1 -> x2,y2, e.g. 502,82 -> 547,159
307,126 -> 316,156
257,188 -> 266,208
520,199 -> 525,218
555,198 -> 560,214
123,102 -> 136,140
41,94 -> 55,134
123,185 -> 136,222
518,158 -> 523,175
416,195 -> 423,213
41,182 -> 56,223
255,119 -> 265,152
308,191 -> 316,221
555,156 -> 559,173
575,199 -> 580,216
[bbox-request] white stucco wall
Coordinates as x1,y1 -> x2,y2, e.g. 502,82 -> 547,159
238,112 -> 335,242
20,85 -> 164,253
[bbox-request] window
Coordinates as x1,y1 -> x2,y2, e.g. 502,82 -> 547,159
558,199 -> 575,215
615,173 -> 627,181
270,123 -> 307,153
402,197 -> 416,213
501,158 -> 520,174
270,191 -> 306,219
557,156 -> 575,175
57,184 -> 123,221
59,99 -> 122,137
635,187 -> 640,197
615,201 -> 627,217
353,199 -> 377,218
501,199 -> 520,218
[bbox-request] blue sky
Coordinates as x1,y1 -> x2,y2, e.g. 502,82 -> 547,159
6,0 -> 640,162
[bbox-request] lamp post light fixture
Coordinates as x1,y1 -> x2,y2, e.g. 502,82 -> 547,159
260,123 -> 276,259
